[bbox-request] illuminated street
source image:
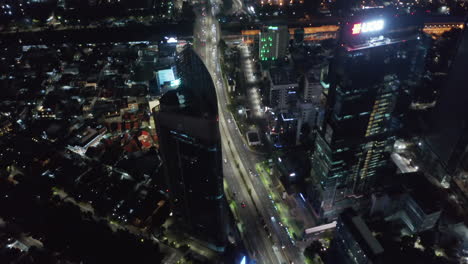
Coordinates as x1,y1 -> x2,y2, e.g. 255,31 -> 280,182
1,1 -> 467,264
192,1 -> 306,263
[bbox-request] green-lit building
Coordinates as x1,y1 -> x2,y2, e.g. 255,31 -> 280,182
259,26 -> 289,62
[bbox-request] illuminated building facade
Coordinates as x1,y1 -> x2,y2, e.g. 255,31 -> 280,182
310,12 -> 428,219
259,0 -> 303,6
259,26 -> 289,62
155,47 -> 226,251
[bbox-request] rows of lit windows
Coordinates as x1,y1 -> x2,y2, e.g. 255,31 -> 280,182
259,35 -> 276,61
365,93 -> 394,137
358,138 -> 389,180
360,148 -> 374,178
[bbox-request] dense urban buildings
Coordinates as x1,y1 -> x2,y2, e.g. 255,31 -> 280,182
0,0 -> 468,263
310,11 -> 429,220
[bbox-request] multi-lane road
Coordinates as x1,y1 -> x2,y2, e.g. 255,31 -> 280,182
193,9 -> 281,264
192,1 -> 305,263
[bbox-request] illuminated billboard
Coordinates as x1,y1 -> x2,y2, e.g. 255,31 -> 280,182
352,20 -> 384,35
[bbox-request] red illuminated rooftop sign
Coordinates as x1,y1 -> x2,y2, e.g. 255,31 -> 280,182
351,20 -> 384,35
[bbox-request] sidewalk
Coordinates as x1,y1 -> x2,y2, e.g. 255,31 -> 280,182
255,162 -> 304,240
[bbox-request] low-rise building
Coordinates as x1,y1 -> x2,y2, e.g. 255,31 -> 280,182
329,208 -> 384,264
268,68 -> 298,113
68,125 -> 107,155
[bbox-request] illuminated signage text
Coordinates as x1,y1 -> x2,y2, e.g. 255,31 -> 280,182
352,20 -> 384,35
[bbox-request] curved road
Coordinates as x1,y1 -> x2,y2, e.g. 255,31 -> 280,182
192,2 -> 304,264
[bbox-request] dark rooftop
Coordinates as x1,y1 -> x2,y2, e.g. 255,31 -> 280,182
340,208 -> 385,258
270,68 -> 298,86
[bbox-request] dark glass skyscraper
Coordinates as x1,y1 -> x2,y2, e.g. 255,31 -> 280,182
310,12 -> 428,219
155,47 -> 226,251
420,21 -> 468,180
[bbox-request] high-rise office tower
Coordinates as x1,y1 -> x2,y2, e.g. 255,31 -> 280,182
420,21 -> 468,182
259,26 -> 289,62
310,12 -> 428,220
155,47 -> 226,251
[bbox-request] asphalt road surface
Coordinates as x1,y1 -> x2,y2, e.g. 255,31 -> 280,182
192,1 -> 304,263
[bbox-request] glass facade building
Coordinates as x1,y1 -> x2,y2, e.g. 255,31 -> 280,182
310,12 -> 428,219
420,21 -> 468,181
155,47 -> 226,251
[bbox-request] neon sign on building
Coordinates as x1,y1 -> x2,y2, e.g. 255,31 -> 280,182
352,20 -> 385,35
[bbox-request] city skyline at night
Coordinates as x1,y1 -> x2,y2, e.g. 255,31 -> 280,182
0,0 -> 467,263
